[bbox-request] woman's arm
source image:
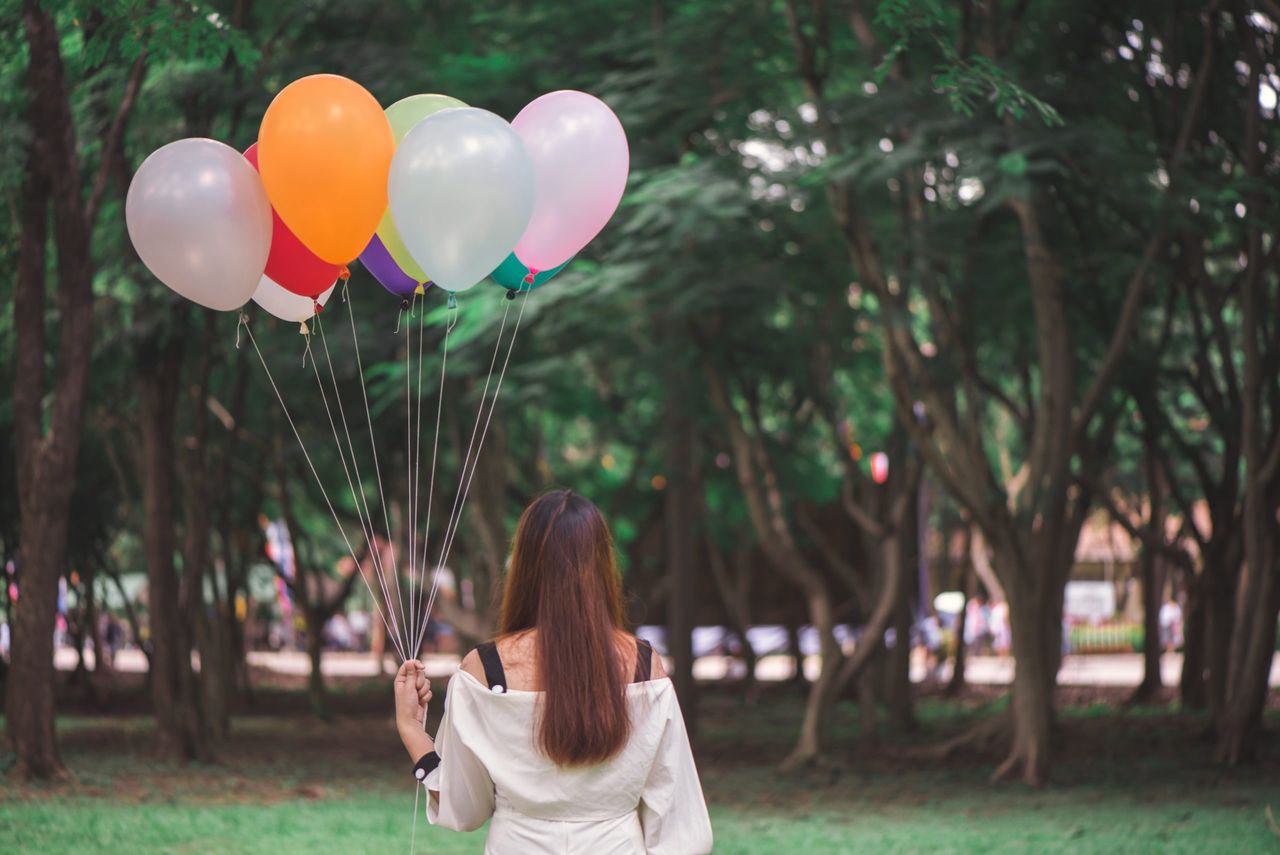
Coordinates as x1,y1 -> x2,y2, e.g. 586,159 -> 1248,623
394,659 -> 436,762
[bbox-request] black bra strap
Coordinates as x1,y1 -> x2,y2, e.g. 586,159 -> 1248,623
634,638 -> 653,682
476,641 -> 507,690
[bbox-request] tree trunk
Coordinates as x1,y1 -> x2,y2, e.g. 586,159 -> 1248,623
1132,551 -> 1166,704
1204,567 -> 1238,729
1216,31 -> 1277,762
1180,578 -> 1208,709
6,529 -> 68,780
1215,572 -> 1279,763
886,596 -> 916,731
183,313 -> 219,742
139,322 -> 207,762
782,587 -> 844,769
997,581 -> 1058,785
947,542 -> 974,696
663,381 -> 698,731
307,610 -> 328,719
7,0 -> 107,781
1132,444 -> 1168,703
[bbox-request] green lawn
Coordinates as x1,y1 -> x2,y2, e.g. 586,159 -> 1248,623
3,683 -> 1279,854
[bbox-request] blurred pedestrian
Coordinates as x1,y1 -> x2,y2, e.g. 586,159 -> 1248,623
990,599 -> 1011,657
1159,597 -> 1183,653
965,595 -> 988,654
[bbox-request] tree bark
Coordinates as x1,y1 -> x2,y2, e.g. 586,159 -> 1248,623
663,374 -> 698,731
182,313 -> 220,743
995,559 -> 1063,786
886,592 -> 916,731
6,1 -> 102,780
1215,23 -> 1278,761
139,318 -> 207,762
1132,444 -> 1168,704
1180,578 -> 1208,709
947,527 -> 975,696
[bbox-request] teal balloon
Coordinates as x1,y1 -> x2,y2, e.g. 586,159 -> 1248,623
489,252 -> 569,291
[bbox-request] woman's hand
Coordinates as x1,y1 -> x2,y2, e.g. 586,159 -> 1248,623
394,659 -> 433,729
395,660 -> 436,763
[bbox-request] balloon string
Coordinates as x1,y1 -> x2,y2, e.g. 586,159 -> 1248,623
409,296 -> 429,654
344,286 -> 406,653
415,304 -> 458,636
414,291 -> 514,649
240,318 -> 408,663
404,291 -> 418,654
314,313 -> 409,654
410,782 -> 420,855
309,317 -> 409,660
420,283 -> 531,649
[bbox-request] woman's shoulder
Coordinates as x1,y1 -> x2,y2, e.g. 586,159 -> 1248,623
636,635 -> 666,681
460,631 -> 666,685
459,648 -> 487,683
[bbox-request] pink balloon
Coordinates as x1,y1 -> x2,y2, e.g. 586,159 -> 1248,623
512,91 -> 629,272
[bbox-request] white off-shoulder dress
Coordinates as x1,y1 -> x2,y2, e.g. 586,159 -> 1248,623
420,640 -> 713,854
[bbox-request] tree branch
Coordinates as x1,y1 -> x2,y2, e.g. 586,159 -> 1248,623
85,52 -> 147,231
1073,2 -> 1222,435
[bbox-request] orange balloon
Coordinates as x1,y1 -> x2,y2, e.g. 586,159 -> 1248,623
258,74 -> 395,264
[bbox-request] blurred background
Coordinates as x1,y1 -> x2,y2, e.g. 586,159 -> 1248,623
3,0 -> 1280,852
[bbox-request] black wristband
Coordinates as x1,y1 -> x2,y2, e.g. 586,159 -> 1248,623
412,750 -> 441,782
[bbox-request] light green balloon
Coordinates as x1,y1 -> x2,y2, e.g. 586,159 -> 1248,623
380,94 -> 467,282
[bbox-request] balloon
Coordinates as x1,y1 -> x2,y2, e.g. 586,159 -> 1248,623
376,94 -> 468,283
243,144 -> 342,297
489,252 -> 569,291
360,233 -> 428,299
512,91 -> 629,272
252,275 -> 337,323
388,108 -> 534,292
258,74 -> 394,264
126,138 -> 272,312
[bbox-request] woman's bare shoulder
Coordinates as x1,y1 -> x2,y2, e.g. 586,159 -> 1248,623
648,645 -> 667,679
459,648 -> 486,681
622,631 -> 665,680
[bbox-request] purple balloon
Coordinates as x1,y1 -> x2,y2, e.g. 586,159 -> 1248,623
359,233 -> 427,298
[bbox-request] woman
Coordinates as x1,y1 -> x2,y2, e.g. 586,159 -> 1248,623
394,490 -> 713,854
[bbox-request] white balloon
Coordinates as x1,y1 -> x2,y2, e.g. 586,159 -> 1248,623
388,108 -> 534,292
126,138 -> 272,311
251,276 -> 337,323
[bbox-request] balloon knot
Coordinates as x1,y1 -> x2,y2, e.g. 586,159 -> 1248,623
399,299 -> 411,312
505,289 -> 517,301
447,293 -> 458,310
299,321 -> 309,336
313,299 -> 323,315
339,266 -> 351,282
523,272 -> 537,285
414,284 -> 426,296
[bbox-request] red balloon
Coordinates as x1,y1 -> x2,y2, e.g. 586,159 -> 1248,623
244,143 -> 343,296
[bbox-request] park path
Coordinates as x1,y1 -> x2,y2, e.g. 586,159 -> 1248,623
52,646 -> 1280,688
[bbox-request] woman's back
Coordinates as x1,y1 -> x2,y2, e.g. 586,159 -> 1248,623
400,492 -> 712,853
428,633 -> 712,853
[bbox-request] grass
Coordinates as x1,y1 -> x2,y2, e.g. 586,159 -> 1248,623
3,677 -> 1280,854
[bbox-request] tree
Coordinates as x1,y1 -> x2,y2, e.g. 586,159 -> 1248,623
7,0 -> 145,780
775,0 -> 1221,783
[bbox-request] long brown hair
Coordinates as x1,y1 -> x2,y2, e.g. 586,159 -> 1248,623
498,490 -> 630,766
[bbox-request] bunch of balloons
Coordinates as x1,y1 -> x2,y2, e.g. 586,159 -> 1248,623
126,74 -> 629,323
